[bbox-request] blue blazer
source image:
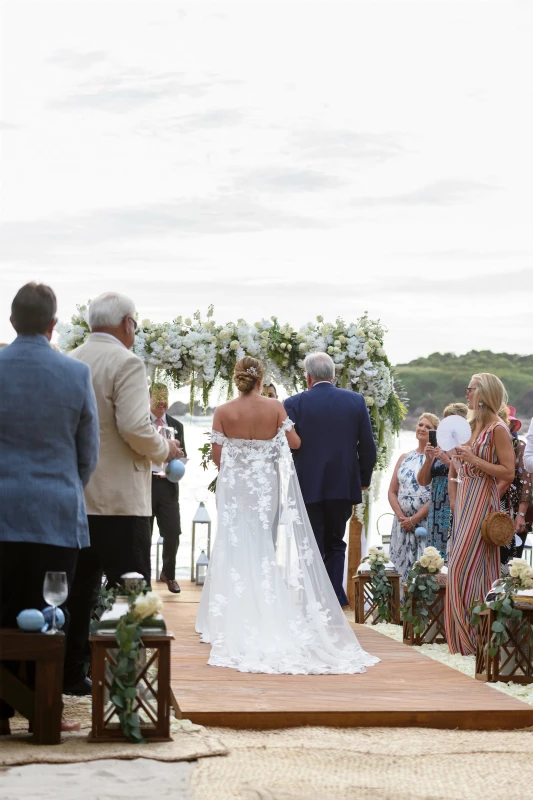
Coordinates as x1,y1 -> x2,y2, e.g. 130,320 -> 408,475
0,335 -> 99,548
284,382 -> 377,505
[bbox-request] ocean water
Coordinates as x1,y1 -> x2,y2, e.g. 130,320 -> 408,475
155,420 -> 415,583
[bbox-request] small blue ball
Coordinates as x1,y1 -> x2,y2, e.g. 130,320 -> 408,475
415,526 -> 428,538
42,606 -> 65,629
165,459 -> 186,483
17,609 -> 46,632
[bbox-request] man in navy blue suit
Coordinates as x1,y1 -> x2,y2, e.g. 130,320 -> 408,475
284,352 -> 377,606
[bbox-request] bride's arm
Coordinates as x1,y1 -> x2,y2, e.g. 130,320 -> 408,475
211,408 -> 224,469
278,405 -> 301,450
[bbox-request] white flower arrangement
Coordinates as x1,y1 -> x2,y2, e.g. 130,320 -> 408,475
418,547 -> 445,574
58,305 -> 406,499
367,546 -> 389,566
132,591 -> 162,622
508,557 -> 533,589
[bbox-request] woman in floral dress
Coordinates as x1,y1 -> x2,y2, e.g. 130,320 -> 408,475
388,413 -> 439,581
446,373 -> 515,655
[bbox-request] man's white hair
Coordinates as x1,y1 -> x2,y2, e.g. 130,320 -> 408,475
304,352 -> 335,382
88,292 -> 136,330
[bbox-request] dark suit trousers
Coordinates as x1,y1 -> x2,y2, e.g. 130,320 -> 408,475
150,475 -> 181,581
0,541 -> 78,719
305,500 -> 353,607
63,514 -> 151,687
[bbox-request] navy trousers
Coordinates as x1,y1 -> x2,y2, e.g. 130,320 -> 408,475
305,500 -> 353,607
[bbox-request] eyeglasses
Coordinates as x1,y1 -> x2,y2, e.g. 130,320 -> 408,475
125,316 -> 138,330
465,386 -> 476,394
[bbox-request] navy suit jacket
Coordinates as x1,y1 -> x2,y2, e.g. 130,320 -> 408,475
0,335 -> 99,548
284,382 -> 377,505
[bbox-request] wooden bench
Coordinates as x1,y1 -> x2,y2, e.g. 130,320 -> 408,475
0,629 -> 64,745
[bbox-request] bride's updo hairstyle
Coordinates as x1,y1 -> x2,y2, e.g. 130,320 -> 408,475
234,356 -> 264,394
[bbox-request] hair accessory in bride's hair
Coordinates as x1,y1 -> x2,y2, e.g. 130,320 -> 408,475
246,366 -> 258,377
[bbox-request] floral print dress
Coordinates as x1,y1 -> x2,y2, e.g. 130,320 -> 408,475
389,450 -> 431,581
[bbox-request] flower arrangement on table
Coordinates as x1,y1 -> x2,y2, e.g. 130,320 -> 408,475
358,547 -> 395,622
58,305 -> 407,509
470,557 -> 533,657
109,589 -> 163,743
402,547 -> 446,635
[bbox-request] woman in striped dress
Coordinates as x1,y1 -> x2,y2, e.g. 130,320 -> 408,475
445,373 -> 515,655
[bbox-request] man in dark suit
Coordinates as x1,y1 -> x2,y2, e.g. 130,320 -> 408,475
284,352 -> 376,606
150,383 -> 187,593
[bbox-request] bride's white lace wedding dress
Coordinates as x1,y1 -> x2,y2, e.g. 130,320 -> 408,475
195,419 -> 379,675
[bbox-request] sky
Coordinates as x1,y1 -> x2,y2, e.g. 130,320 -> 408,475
0,0 -> 532,364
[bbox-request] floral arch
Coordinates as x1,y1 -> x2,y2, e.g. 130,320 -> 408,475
58,305 -> 407,514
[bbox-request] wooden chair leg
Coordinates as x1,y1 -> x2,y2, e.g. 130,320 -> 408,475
33,657 -> 63,745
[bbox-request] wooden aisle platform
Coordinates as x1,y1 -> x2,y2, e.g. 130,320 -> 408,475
158,584 -> 533,730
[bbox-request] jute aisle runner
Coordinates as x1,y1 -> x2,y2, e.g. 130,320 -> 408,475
0,696 -> 228,767
191,726 -> 533,800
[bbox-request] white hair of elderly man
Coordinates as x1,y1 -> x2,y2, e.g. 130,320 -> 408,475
304,352 -> 335,383
88,292 -> 136,330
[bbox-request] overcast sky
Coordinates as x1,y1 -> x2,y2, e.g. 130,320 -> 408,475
1,0 -> 531,363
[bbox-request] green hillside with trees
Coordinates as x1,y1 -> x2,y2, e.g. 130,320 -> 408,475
395,351 -> 533,422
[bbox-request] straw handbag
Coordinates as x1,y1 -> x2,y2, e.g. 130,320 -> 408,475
480,511 -> 514,547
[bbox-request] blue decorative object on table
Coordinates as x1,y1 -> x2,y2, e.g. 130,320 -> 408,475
42,606 -> 65,630
165,459 -> 185,483
17,609 -> 46,632
415,526 -> 428,560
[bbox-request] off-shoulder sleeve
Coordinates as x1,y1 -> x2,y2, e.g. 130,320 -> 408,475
210,430 -> 226,445
280,417 -> 295,433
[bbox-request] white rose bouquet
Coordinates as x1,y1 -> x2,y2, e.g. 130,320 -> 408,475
418,547 -> 445,574
132,592 -> 163,622
508,557 -> 533,589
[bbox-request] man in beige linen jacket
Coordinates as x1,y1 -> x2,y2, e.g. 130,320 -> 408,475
64,292 -> 181,694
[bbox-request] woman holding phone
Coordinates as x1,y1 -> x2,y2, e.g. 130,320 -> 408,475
417,403 -> 469,558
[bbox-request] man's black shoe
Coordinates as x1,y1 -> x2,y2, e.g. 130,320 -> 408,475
167,579 -> 181,594
63,677 -> 92,696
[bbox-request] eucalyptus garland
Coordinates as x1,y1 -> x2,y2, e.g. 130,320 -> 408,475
108,590 -> 163,743
369,561 -> 393,622
402,560 -> 443,635
470,578 -> 523,658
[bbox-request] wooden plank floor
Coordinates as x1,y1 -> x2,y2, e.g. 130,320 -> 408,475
158,583 -> 533,730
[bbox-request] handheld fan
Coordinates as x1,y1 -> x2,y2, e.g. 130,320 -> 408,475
436,414 -> 471,451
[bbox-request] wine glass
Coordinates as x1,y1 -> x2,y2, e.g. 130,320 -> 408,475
157,426 -> 175,476
449,447 -> 463,485
43,571 -> 68,634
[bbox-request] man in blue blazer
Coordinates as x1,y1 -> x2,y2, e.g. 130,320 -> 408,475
284,352 -> 377,606
0,283 -> 99,734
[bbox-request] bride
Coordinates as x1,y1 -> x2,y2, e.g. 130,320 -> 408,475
196,356 -> 379,675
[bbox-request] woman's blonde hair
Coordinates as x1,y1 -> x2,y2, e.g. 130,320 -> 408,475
443,402 -> 468,419
418,412 -> 439,429
469,372 -> 508,432
234,356 -> 264,394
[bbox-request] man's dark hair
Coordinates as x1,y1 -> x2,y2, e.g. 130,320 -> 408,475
11,282 -> 57,335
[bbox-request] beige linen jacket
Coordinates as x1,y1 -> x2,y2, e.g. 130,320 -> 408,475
71,333 -> 169,516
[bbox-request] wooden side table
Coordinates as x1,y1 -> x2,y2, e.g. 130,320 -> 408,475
353,573 -> 401,625
0,629 -> 64,745
475,607 -> 533,684
402,579 -> 447,646
89,632 -> 174,742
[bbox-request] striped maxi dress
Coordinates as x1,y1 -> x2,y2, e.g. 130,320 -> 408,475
445,422 -> 508,655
